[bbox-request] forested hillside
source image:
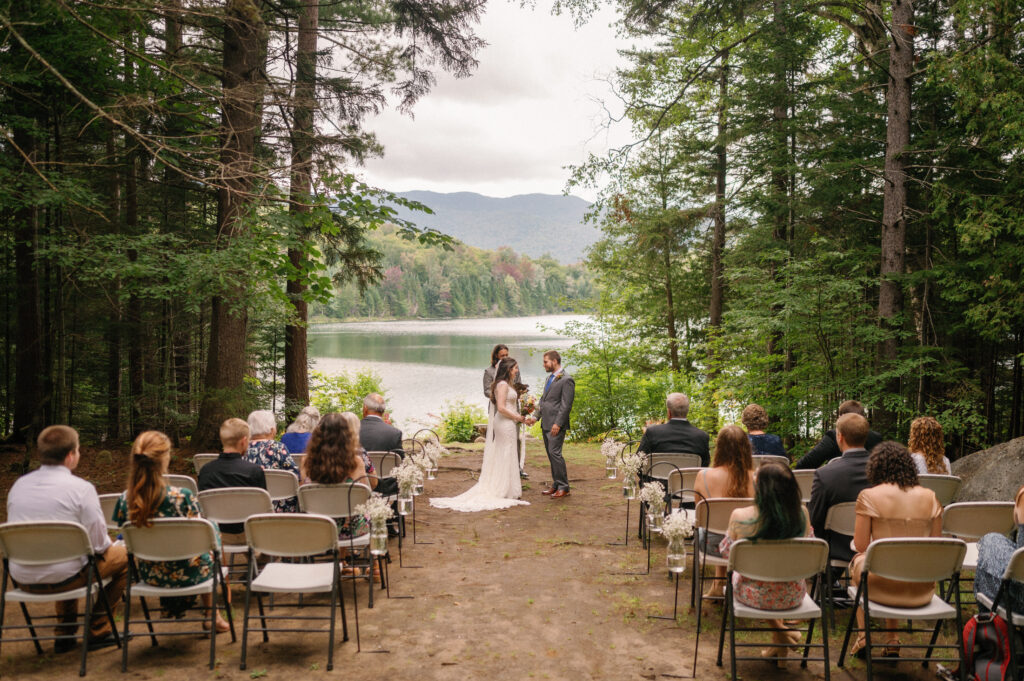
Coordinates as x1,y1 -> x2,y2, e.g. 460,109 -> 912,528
315,224 -> 595,320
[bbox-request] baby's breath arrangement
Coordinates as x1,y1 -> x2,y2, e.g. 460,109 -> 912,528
620,451 -> 645,480
638,481 -> 666,512
423,440 -> 449,461
600,438 -> 621,460
354,493 -> 395,524
411,451 -> 433,474
662,510 -> 695,541
394,460 -> 423,495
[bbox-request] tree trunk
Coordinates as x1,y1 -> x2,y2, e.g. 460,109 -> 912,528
284,0 -> 318,419
105,125 -> 122,440
708,52 -> 728,335
876,0 -> 914,432
193,0 -> 267,448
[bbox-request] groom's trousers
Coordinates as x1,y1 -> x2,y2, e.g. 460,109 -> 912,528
542,428 -> 569,491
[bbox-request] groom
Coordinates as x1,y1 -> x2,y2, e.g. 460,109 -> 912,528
538,350 -> 575,498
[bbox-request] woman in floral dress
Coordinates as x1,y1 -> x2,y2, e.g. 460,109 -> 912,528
245,409 -> 300,512
719,463 -> 813,667
113,430 -> 230,633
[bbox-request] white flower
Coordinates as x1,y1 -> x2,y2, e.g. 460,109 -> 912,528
354,493 -> 395,523
600,438 -> 621,460
620,451 -> 645,479
638,481 -> 666,509
423,440 -> 449,461
662,510 -> 695,540
411,452 -> 434,473
394,460 -> 423,494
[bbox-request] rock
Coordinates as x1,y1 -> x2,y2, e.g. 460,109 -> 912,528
474,436 -> 485,444
951,436 -> 1024,502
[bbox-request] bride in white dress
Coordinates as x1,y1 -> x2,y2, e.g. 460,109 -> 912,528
431,358 -> 534,512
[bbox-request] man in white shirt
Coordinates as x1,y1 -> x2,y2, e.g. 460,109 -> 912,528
6,425 -> 127,651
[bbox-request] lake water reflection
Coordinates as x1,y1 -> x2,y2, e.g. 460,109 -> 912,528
309,315 -> 585,430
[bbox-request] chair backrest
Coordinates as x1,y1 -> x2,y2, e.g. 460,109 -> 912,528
263,470 -> 300,503
666,467 -> 704,499
752,454 -> 791,469
197,487 -> 274,525
193,453 -> 219,475
648,452 -> 703,470
728,537 -> 829,582
298,482 -> 373,519
695,498 -> 754,535
1001,547 -> 1024,583
122,517 -> 219,562
918,474 -> 963,506
291,453 -> 306,475
648,460 -> 683,483
824,501 -> 858,537
245,513 -> 339,558
99,493 -> 121,531
367,451 -> 402,477
0,521 -> 94,565
166,473 -> 198,495
862,537 -> 966,582
792,470 -> 816,503
943,502 -> 1016,541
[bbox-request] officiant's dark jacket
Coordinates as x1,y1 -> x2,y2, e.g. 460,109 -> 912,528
637,419 -> 711,467
793,429 -> 883,469
360,416 -> 403,455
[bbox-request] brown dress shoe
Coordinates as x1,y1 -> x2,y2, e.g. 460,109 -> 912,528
551,489 -> 570,498
541,487 -> 557,495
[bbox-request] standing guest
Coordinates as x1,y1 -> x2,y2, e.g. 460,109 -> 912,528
908,416 -> 950,475
807,413 -> 873,564
636,393 -> 711,466
975,485 -> 1024,615
360,393 -> 403,455
742,403 -> 787,457
720,463 -> 813,667
280,405 -> 320,454
794,400 -> 883,469
847,441 -> 942,658
6,425 -> 127,652
197,418 -> 267,542
694,424 -> 756,597
483,344 -> 509,400
113,431 -> 231,633
245,409 -> 299,512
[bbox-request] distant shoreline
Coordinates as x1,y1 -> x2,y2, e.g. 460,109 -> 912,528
309,311 -> 587,325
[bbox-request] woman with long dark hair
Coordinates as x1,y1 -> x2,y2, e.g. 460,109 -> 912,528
483,344 -> 509,400
720,463 -> 812,666
301,413 -> 376,538
432,357 -> 532,512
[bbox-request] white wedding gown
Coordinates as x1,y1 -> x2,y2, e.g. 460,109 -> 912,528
430,381 -> 529,512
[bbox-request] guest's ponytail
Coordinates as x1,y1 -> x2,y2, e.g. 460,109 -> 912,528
126,430 -> 171,528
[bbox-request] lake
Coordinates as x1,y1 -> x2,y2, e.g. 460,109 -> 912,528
309,315 -> 586,430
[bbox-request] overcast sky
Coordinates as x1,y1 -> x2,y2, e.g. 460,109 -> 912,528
357,2 -> 633,202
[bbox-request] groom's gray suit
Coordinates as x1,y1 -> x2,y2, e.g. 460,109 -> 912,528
538,369 -> 575,491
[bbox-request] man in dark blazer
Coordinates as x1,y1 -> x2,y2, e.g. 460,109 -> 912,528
360,393 -> 403,455
807,412 -> 873,563
538,350 -> 575,498
636,393 -> 710,466
794,399 -> 883,469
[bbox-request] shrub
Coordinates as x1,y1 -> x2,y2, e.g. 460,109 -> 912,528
438,400 -> 487,443
310,369 -> 387,415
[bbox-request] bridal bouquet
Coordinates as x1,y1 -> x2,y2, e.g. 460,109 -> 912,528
394,459 -> 424,496
519,394 -> 538,418
354,493 -> 395,524
661,509 -> 695,541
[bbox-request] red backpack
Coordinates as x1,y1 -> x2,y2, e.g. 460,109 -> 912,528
962,612 -> 1013,681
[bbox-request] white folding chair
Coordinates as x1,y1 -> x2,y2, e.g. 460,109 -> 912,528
0,521 -> 121,676
196,487 -> 274,578
367,451 -> 402,479
792,470 -> 815,504
943,501 -> 1015,572
918,474 -> 962,506
692,498 -> 754,609
666,467 -> 704,514
752,454 -> 791,469
192,453 -> 219,475
263,470 -> 300,508
290,453 -> 306,474
240,513 -> 349,668
716,538 -> 831,681
165,474 -> 198,496
120,518 -> 234,671
649,452 -> 703,470
838,538 -> 968,680
822,501 -> 858,621
98,493 -> 121,532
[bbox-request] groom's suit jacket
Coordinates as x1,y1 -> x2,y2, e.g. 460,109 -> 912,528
538,370 -> 575,432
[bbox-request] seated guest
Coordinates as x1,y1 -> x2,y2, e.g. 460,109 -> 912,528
245,409 -> 299,512
360,393 -> 403,456
720,463 -> 812,667
280,405 -> 320,454
794,400 -> 883,469
6,425 -> 127,652
908,416 -> 950,475
636,392 -> 710,466
742,403 -> 787,457
197,418 -> 267,542
694,424 -> 756,596
341,411 -> 379,491
113,431 -> 230,633
975,484 -> 1024,616
302,414 -> 376,537
807,412 -> 873,564
848,441 -> 942,658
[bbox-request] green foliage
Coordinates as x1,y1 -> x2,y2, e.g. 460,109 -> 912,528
438,400 -> 487,443
310,370 -> 387,416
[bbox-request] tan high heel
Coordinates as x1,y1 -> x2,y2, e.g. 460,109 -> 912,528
761,629 -> 801,668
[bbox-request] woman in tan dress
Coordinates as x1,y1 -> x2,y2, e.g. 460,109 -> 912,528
849,441 -> 943,658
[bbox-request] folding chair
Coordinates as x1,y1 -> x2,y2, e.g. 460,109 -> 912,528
367,451 -> 402,480
692,498 -> 753,609
919,474 -> 963,506
290,453 -> 306,474
240,514 -> 348,669
192,453 -> 219,475
98,493 -> 121,532
648,452 -> 703,470
838,537 -> 968,681
943,501 -> 1015,601
0,521 -> 121,676
792,470 -> 815,504
752,454 -> 791,469
716,538 -> 831,681
822,501 -> 858,624
666,468 -> 703,514
263,470 -> 300,509
120,518 -> 235,671
977,546 -> 1024,681
196,487 -> 274,580
165,474 -> 198,495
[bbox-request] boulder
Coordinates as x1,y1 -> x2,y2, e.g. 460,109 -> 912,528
951,436 -> 1024,502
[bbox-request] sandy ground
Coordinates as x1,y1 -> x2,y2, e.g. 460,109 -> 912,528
0,441 -> 960,680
